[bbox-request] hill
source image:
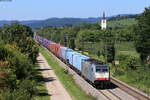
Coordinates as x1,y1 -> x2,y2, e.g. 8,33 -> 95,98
0,14 -> 138,29
27,18 -> 99,29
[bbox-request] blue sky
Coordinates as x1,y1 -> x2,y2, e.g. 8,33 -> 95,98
0,0 -> 150,20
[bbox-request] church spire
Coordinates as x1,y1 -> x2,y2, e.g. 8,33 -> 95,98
103,11 -> 105,19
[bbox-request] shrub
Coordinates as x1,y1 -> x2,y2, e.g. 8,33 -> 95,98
0,89 -> 31,100
117,51 -> 141,70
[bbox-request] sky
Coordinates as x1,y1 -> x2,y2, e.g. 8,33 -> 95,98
0,0 -> 150,20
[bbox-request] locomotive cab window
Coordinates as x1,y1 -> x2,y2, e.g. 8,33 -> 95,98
96,65 -> 108,72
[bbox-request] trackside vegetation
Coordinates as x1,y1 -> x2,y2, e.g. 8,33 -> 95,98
37,7 -> 150,95
0,23 -> 49,100
40,47 -> 96,100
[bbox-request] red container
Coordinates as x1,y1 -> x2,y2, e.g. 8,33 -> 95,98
49,43 -> 55,53
49,43 -> 63,57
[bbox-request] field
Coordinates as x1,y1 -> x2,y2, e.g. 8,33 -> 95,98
108,18 -> 137,28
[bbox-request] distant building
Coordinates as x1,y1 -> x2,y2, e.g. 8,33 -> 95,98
101,12 -> 107,30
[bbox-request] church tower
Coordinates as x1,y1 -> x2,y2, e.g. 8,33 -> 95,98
101,12 -> 107,30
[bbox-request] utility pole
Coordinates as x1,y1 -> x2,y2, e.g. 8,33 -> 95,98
34,31 -> 36,38
64,32 -> 67,46
2,30 -> 4,40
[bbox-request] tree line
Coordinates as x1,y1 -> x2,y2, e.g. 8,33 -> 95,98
0,23 -> 39,100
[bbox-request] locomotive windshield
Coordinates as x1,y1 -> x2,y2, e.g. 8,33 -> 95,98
96,65 -> 108,72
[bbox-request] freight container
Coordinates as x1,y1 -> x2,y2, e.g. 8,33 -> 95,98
72,53 -> 81,70
60,47 -> 71,60
45,39 -> 50,49
62,48 -> 73,60
50,43 -> 63,57
43,38 -> 47,47
66,51 -> 78,65
54,44 -> 61,57
60,47 -> 66,59
75,55 -> 89,71
49,43 -> 56,53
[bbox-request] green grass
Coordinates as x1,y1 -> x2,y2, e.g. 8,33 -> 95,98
40,47 -> 95,100
116,42 -> 136,52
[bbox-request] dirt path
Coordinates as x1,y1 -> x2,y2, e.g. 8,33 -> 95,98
37,53 -> 72,100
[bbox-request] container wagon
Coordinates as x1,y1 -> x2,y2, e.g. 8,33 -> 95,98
35,36 -> 110,87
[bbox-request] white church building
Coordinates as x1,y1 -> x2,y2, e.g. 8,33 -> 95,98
101,12 -> 107,30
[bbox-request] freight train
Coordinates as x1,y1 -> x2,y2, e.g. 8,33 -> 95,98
35,35 -> 110,87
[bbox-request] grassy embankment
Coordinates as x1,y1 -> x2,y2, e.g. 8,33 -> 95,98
40,47 -> 95,100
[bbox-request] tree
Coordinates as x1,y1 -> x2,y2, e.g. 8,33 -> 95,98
101,30 -> 115,62
75,29 -> 99,51
134,7 -> 150,62
0,23 -> 39,64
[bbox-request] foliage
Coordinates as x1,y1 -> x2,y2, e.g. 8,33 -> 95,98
108,18 -> 137,29
0,23 -> 39,64
0,23 -> 39,99
134,7 -> 150,62
75,29 -> 99,51
106,43 -> 115,62
0,89 -> 31,100
117,51 -> 141,70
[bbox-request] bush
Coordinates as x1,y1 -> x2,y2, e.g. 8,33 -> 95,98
113,68 -> 125,76
117,51 -> 141,70
0,89 -> 31,100
126,56 -> 140,70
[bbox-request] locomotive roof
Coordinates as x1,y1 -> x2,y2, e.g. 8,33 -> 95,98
86,58 -> 105,65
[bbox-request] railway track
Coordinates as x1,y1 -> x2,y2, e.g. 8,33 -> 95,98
96,76 -> 150,100
110,77 -> 150,100
99,89 -> 121,100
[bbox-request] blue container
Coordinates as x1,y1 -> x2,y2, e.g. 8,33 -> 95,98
66,51 -> 78,65
75,54 -> 89,71
72,53 -> 82,69
61,47 -> 73,60
60,47 -> 67,59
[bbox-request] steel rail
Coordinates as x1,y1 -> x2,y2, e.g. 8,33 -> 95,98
110,77 -> 150,100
